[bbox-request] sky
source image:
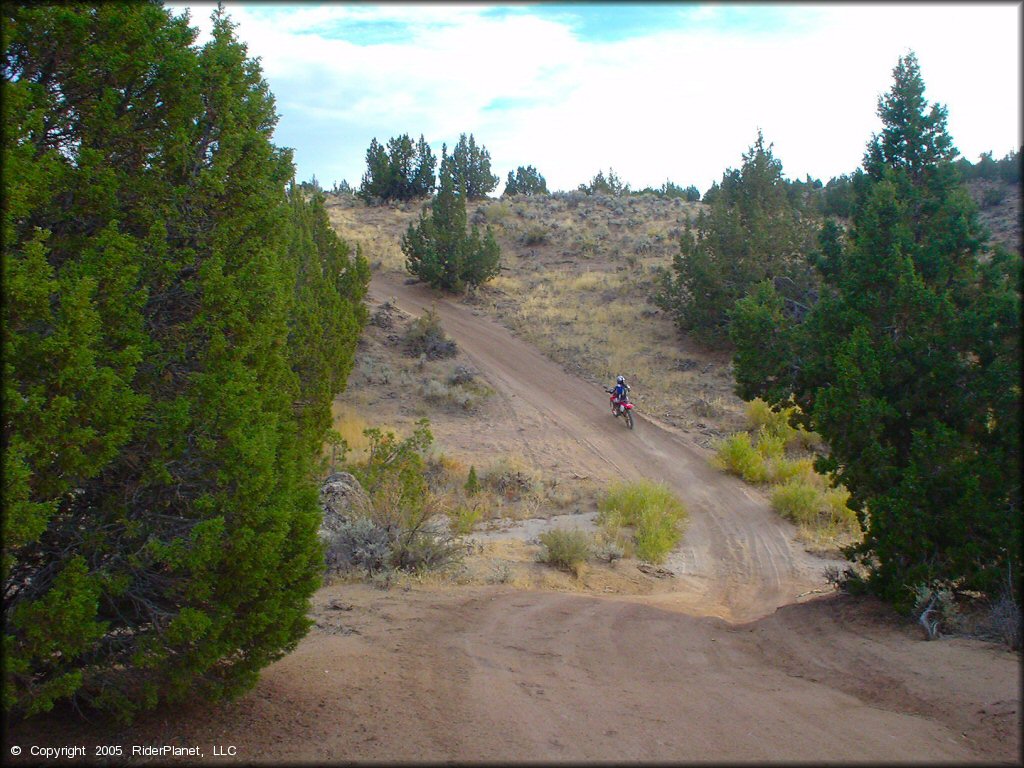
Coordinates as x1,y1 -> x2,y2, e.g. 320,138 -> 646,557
166,2 -> 1021,195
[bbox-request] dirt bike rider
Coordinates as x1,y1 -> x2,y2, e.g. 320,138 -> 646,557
606,375 -> 631,416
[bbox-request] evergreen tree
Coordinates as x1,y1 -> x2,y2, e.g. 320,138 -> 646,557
2,3 -> 368,721
503,165 -> 548,196
731,52 -> 1021,604
657,131 -> 816,348
359,138 -> 392,202
402,146 -> 500,291
412,134 -> 437,197
359,133 -> 436,202
451,133 -> 498,200
579,167 -> 629,196
386,134 -> 416,199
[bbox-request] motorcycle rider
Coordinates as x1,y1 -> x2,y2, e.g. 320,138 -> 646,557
606,375 -> 631,416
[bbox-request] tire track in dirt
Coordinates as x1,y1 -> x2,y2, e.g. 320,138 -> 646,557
371,273 -> 839,622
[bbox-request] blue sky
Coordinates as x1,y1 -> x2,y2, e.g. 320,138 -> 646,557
169,2 -> 1021,195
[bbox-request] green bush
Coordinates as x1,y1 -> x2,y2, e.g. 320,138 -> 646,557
764,456 -> 816,485
713,433 -> 767,483
754,426 -> 786,461
464,466 -> 480,495
448,501 -> 482,535
598,481 -> 687,564
770,480 -> 824,526
538,529 -> 593,575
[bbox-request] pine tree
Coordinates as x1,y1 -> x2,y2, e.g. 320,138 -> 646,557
731,52 -> 1021,604
402,146 -> 500,292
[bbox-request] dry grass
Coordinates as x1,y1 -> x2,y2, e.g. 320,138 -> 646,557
322,191 -> 744,437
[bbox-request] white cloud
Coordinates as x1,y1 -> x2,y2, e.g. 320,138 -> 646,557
167,2 -> 1020,193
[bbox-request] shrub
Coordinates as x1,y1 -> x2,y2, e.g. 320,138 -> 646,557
521,224 -> 548,246
763,456 -> 816,485
448,500 -> 482,535
326,517 -> 391,574
464,466 -> 480,495
822,486 -> 860,533
404,307 -> 457,359
754,426 -> 786,461
598,481 -> 687,564
347,420 -> 464,573
483,457 -> 539,500
593,540 -> 625,564
713,433 -> 767,483
770,480 -> 823,526
538,529 -> 593,575
984,591 -> 1021,650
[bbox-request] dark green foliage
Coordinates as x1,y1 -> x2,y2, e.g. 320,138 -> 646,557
451,133 -> 498,200
2,4 -> 368,722
503,165 -> 549,196
578,168 -> 629,196
402,146 -> 501,292
657,131 -> 817,348
955,148 -> 1021,185
358,133 -> 436,203
638,180 -> 701,201
464,466 -> 480,496
731,52 -> 1021,606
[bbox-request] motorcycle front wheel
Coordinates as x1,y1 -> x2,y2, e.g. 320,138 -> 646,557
624,409 -> 634,430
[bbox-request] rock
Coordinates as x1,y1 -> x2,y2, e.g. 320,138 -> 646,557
318,472 -> 371,541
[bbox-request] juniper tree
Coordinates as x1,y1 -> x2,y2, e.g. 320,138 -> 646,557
402,145 -> 500,292
412,134 -> 437,197
2,3 -> 368,721
451,133 -> 498,200
657,131 -> 816,348
504,165 -> 548,196
730,52 -> 1021,604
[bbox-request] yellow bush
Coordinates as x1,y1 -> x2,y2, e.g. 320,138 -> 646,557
538,528 -> 592,575
770,480 -> 824,526
598,480 -> 687,564
713,433 -> 767,483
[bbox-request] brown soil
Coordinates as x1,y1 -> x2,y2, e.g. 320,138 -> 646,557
8,269 -> 1019,765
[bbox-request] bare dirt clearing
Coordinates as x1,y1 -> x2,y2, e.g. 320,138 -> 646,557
10,268 -> 1019,765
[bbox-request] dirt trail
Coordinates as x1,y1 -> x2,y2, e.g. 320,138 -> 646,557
370,274 -> 838,623
8,272 -> 1019,764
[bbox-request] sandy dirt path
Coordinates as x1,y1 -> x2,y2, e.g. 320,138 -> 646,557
369,274 -> 840,623
7,272 -> 1019,764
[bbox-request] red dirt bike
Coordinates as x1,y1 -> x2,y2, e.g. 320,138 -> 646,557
605,388 -> 635,430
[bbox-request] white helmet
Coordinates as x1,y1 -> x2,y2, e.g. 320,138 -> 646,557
616,375 -> 625,385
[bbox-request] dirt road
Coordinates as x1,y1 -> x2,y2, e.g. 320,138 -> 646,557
370,274 -> 842,623
8,272 -> 1019,764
